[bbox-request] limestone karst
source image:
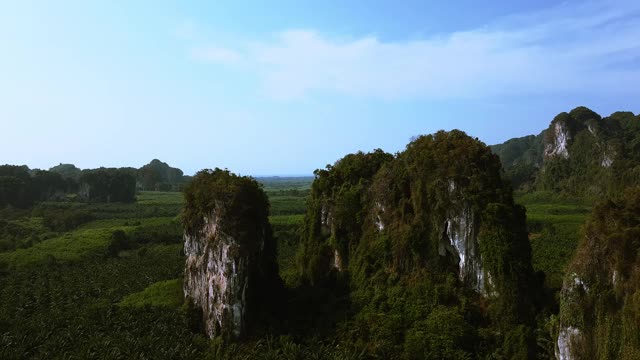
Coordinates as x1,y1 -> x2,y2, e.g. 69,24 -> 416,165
298,131 -> 537,354
182,169 -> 278,339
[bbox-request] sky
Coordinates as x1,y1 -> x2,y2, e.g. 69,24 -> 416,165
1,0 -> 639,176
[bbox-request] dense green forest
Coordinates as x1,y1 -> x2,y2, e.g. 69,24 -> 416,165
1,107 -> 639,359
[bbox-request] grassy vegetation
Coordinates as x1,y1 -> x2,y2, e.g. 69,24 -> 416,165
515,191 -> 592,289
269,214 -> 304,226
0,227 -> 115,266
270,215 -> 304,285
268,195 -> 308,215
258,176 -> 313,191
120,279 -> 184,308
0,216 -> 177,267
136,191 -> 184,205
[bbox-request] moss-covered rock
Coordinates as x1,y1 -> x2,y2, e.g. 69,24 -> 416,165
298,130 -> 539,357
298,149 -> 393,284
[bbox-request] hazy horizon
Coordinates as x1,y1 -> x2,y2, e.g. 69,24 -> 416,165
2,0 -> 640,175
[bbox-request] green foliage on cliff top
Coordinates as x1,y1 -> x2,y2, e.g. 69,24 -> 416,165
182,168 -> 270,241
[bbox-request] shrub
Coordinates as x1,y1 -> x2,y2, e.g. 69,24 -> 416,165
106,230 -> 130,257
42,209 -> 94,232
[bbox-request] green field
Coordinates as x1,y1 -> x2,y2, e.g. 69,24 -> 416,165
0,177 -> 313,359
120,278 -> 184,308
257,176 -> 313,191
515,191 -> 591,289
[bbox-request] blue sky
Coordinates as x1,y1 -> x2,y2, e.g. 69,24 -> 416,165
1,0 -> 639,175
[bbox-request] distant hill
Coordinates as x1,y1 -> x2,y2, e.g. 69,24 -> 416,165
49,163 -> 82,180
491,106 -> 640,197
137,159 -> 191,191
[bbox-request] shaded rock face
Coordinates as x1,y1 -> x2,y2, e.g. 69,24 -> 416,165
184,211 -> 262,339
320,204 -> 333,236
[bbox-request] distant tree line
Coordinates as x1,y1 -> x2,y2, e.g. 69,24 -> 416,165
0,165 -> 136,208
51,159 -> 192,192
0,159 -> 191,209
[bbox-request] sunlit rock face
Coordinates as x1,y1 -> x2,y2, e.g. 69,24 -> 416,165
556,327 -> 582,360
545,121 -> 571,159
437,180 -> 489,295
330,249 -> 343,271
320,204 -> 333,236
601,151 -> 614,167
374,202 -> 385,232
184,209 -> 268,340
439,203 -> 486,294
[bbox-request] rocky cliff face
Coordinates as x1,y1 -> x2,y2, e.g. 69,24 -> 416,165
182,169 -> 276,340
435,181 -> 487,294
544,121 -> 572,159
439,202 -> 486,294
184,211 -> 258,339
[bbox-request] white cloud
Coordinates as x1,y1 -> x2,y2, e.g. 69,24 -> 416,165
192,0 -> 640,100
191,46 -> 242,65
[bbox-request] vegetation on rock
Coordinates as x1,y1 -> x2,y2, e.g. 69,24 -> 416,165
491,107 -> 640,198
297,130 -> 540,358
557,187 -> 640,359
